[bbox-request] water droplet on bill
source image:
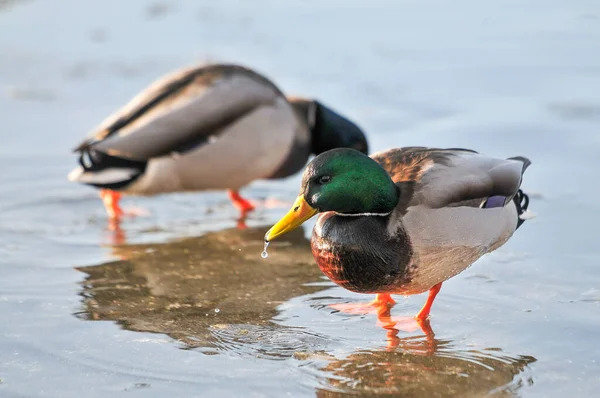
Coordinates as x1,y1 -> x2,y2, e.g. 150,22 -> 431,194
261,241 -> 270,259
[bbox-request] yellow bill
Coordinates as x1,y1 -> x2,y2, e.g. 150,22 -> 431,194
264,195 -> 318,242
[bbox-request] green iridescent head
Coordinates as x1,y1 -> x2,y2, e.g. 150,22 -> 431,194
301,148 -> 399,215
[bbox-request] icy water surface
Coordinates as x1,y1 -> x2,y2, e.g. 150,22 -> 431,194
1,0 -> 600,397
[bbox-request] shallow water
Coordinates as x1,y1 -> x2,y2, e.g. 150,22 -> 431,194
1,0 -> 600,396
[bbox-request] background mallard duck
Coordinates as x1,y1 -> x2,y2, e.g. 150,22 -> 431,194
265,147 -> 531,321
68,63 -> 369,222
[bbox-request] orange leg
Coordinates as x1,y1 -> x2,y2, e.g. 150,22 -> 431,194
100,189 -> 124,219
227,190 -> 255,212
415,282 -> 442,321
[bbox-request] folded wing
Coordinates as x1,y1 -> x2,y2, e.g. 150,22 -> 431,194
74,64 -> 284,161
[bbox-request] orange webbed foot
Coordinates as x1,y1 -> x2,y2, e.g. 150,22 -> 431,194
123,206 -> 150,217
330,294 -> 396,315
377,315 -> 425,334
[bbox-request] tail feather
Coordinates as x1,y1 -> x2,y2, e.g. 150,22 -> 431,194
508,156 -> 532,172
68,148 -> 146,190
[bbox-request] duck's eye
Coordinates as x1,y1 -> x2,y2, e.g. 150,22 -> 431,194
318,175 -> 331,184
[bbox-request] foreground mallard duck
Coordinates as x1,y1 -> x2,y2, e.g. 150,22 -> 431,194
264,147 -> 531,320
68,63 -> 368,221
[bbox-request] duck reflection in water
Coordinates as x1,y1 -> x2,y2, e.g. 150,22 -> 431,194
314,335 -> 536,397
76,225 -> 326,348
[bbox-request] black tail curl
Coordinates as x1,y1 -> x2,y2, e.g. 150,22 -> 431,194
513,189 -> 530,230
77,148 -> 146,190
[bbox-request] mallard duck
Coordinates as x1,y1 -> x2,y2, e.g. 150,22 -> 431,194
68,63 -> 368,221
264,147 -> 531,321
